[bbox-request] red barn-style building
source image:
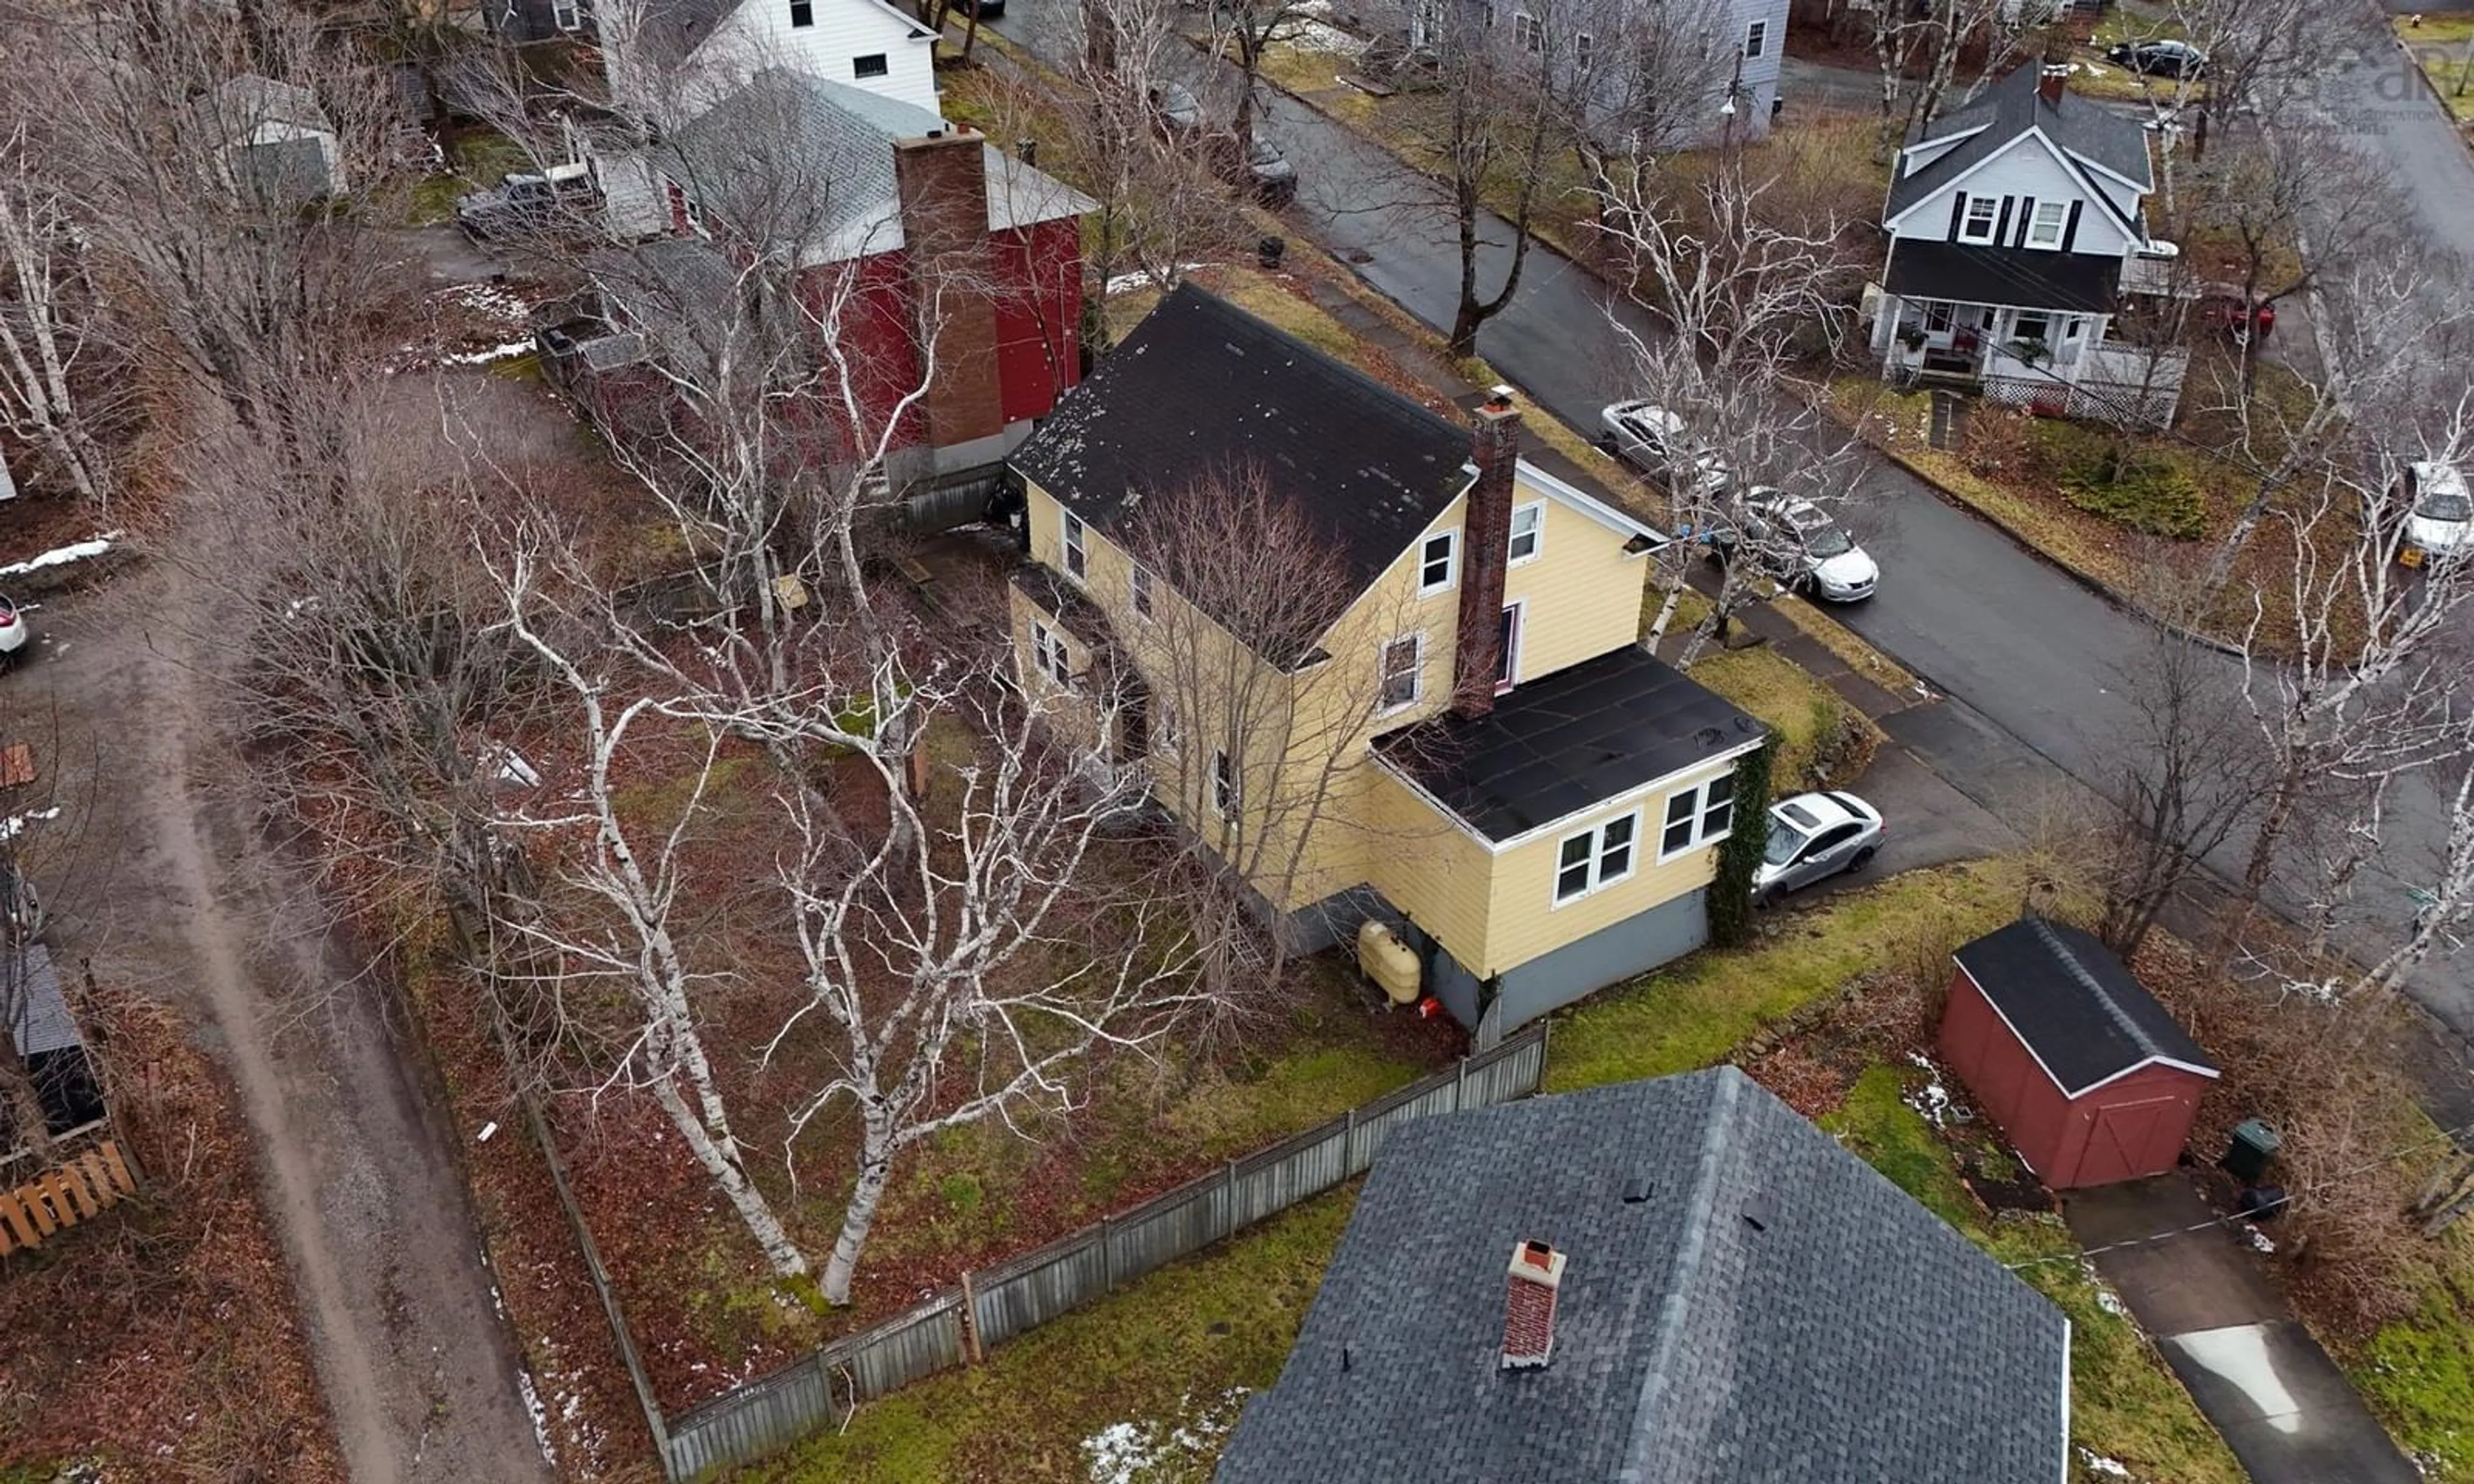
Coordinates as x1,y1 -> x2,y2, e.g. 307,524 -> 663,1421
564,68 -> 1091,487
1941,916 -> 2220,1190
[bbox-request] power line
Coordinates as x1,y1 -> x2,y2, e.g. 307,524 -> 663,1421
1999,1114 -> 2474,1272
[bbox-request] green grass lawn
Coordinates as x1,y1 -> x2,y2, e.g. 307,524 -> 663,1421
2397,16 -> 2474,122
402,130 -> 535,227
1547,860 -> 2030,1093
744,1186 -> 1356,1483
1824,1067 -> 2245,1484
2344,1110 -> 2474,1481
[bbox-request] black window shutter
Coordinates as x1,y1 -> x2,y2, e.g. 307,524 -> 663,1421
2015,197 -> 2035,247
1993,196 -> 2013,245
1948,192 -> 1966,240
2062,200 -> 2082,252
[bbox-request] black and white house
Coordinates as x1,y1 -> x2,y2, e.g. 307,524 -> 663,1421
1868,63 -> 2188,426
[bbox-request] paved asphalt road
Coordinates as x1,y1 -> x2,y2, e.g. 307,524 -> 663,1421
984,6 -> 2474,1043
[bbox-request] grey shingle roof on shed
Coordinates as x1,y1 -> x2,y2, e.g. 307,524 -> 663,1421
1216,1068 -> 2071,1484
1376,646 -> 1761,842
5,942 -> 78,1058
1012,284 -> 1474,646
1885,64 -> 2154,223
1954,915 -> 2219,1098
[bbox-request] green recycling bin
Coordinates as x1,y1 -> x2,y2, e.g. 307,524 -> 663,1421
2222,1119 -> 2279,1184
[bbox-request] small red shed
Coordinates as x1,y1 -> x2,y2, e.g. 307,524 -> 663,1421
1941,917 -> 2220,1190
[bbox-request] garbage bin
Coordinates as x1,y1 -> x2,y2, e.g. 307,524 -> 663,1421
2222,1119 -> 2279,1184
1259,235 -> 1287,271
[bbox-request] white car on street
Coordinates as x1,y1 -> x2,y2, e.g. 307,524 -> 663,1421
0,595 -> 27,665
2398,461 -> 2471,566
1714,490 -> 1881,603
1599,400 -> 1730,498
1754,791 -> 1884,902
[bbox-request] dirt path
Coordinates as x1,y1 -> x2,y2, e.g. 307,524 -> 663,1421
33,567 -> 553,1484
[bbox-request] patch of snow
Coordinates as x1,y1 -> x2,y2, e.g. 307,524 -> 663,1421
437,339 -> 535,366
2096,1288 -> 2131,1318
2078,1446 -> 2134,1478
1082,1388 -> 1249,1482
437,282 -> 533,324
1106,263 -> 1211,296
2171,1323 -> 2305,1434
2246,1223 -> 2276,1254
0,531 -> 122,580
477,1120 -> 500,1143
0,806 -> 61,842
517,1366 -> 559,1466
1287,20 -> 1368,57
1901,1051 -> 1971,1127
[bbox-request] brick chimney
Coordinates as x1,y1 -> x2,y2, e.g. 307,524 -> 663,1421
893,127 -> 1005,452
2038,65 -> 2069,106
1454,388 -> 1520,720
1501,1239 -> 1566,1369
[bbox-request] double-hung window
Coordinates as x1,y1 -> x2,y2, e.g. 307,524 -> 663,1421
1575,31 -> 1595,71
1660,773 -> 1736,857
551,0 -> 582,28
1554,812 -> 1639,904
1419,529 -> 1459,595
789,0 -> 814,25
1379,634 -> 1423,711
2026,200 -> 2068,249
1030,622 -> 1072,687
1743,19 -> 1767,57
1213,748 -> 1242,818
853,53 -> 890,78
1957,195 -> 2000,245
1508,502 -> 1544,564
1514,11 -> 1542,52
1131,563 -> 1155,620
1155,696 -> 1180,755
1062,509 -> 1088,582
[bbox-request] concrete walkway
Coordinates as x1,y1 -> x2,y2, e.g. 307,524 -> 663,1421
2067,1176 -> 2420,1484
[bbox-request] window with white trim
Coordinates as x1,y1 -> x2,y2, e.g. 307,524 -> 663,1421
551,0 -> 582,28
853,53 -> 889,79
1514,11 -> 1542,52
2026,199 -> 2068,249
1660,772 -> 1736,857
1030,622 -> 1072,687
1419,529 -> 1459,594
1379,634 -> 1423,710
1213,748 -> 1241,818
1554,811 -> 1639,904
1743,19 -> 1767,57
1062,509 -> 1088,581
789,0 -> 814,25
1479,0 -> 1495,26
1508,502 -> 1544,564
1575,30 -> 1595,70
1131,563 -> 1155,620
1957,195 -> 1999,245
1155,696 -> 1179,754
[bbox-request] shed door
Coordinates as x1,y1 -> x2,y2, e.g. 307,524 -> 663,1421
2078,1093 -> 2189,1187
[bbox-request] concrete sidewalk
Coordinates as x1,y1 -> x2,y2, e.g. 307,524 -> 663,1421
2067,1176 -> 2419,1484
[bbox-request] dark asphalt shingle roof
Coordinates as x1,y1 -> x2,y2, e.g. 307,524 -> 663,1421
1012,285 -> 1473,645
1216,1069 -> 2071,1484
1376,646 -> 1761,842
1884,238 -> 2120,314
5,942 -> 77,1058
1885,64 -> 2153,224
1955,916 -> 2220,1096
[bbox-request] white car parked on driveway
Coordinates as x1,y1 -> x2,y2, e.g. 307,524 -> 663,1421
1755,791 -> 1884,902
0,595 -> 27,666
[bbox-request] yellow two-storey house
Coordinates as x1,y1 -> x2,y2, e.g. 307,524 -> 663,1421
1004,286 -> 1767,1035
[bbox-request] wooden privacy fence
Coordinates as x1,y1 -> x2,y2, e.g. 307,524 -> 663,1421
653,1023 -> 1550,1480
0,1139 -> 139,1255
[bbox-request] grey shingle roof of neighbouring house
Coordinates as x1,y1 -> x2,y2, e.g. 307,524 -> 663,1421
1884,237 -> 2120,313
1375,646 -> 1761,842
1214,1069 -> 2071,1484
1885,63 -> 2154,223
1955,915 -> 2220,1097
664,70 -> 1093,262
1013,283 -> 1474,648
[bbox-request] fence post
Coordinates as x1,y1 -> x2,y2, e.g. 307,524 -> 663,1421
1456,1052 -> 1468,1110
1100,1216 -> 1115,1294
1222,1159 -> 1238,1242
958,1269 -> 984,1365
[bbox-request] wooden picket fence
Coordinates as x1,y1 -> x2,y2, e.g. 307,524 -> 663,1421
0,1140 -> 139,1255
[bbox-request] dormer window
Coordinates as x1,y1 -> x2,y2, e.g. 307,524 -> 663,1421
2026,200 -> 2068,249
1957,195 -> 1999,245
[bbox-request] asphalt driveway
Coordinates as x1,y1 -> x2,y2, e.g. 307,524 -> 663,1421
2068,1176 -> 2420,1484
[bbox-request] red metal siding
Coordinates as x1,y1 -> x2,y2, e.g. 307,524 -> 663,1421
796,250 -> 929,459
989,218 -> 1084,425
1939,967 -> 2210,1190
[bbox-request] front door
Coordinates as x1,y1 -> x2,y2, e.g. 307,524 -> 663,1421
1496,603 -> 1522,694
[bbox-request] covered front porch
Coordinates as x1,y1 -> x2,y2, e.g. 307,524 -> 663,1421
1871,295 -> 2187,428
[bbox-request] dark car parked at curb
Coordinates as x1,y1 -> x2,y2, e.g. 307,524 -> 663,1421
2106,39 -> 2207,79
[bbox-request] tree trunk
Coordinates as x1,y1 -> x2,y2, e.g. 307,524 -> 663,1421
822,1143 -> 896,1304
652,1077 -> 809,1277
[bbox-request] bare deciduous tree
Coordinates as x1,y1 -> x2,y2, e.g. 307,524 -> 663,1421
0,127 -> 122,513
